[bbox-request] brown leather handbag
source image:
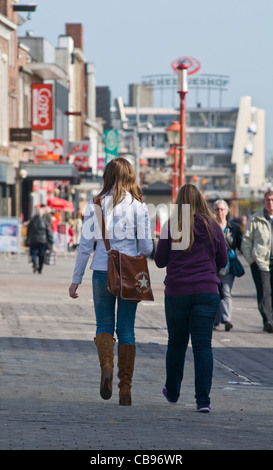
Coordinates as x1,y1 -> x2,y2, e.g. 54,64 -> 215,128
94,197 -> 154,302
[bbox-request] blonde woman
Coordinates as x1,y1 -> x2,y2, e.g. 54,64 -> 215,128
213,199 -> 242,331
154,184 -> 228,412
69,158 -> 153,405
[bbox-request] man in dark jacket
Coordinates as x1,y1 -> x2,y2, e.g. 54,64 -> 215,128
27,205 -> 53,273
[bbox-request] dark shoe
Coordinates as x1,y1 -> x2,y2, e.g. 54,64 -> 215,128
263,322 -> 273,333
33,265 -> 37,273
225,321 -> 233,331
196,405 -> 211,413
162,385 -> 178,404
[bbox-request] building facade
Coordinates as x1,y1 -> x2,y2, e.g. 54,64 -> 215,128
116,94 -> 265,214
0,11 -> 104,220
0,1 -> 18,216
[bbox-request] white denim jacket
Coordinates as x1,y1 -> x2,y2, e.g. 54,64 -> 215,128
72,191 -> 153,284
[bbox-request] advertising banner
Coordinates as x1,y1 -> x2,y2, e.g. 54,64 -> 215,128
35,139 -> 63,162
68,141 -> 91,171
97,156 -> 105,170
32,84 -> 53,130
105,130 -> 118,164
48,139 -> 64,156
0,218 -> 21,253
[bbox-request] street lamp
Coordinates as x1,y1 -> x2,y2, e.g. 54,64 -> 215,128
166,121 -> 180,202
177,62 -> 188,187
12,3 -> 37,19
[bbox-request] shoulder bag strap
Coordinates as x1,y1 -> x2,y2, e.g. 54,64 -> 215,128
93,196 -> 111,252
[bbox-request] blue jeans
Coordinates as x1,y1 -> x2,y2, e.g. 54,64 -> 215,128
92,270 -> 138,344
164,293 -> 220,407
215,272 -> 234,324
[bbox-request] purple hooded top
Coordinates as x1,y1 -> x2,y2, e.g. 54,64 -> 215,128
154,214 -> 228,296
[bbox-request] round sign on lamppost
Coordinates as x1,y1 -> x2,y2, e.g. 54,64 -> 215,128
171,56 -> 201,75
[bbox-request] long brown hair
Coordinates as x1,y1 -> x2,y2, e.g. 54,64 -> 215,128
97,158 -> 143,207
171,183 -> 219,250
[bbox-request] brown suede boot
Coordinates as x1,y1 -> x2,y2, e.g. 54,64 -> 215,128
94,332 -> 115,400
117,344 -> 136,406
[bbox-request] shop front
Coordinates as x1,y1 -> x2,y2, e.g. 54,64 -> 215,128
19,163 -> 80,222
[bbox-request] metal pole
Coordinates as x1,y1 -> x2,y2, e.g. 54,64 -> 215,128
173,145 -> 179,202
135,85 -> 140,184
177,63 -> 188,189
179,91 -> 186,187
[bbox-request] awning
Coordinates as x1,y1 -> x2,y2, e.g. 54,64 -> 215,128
19,163 -> 80,182
47,197 -> 74,212
28,62 -> 67,81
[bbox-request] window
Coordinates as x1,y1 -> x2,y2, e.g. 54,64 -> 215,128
215,133 -> 234,149
188,133 -> 208,148
187,112 -> 210,127
156,133 -> 167,149
188,154 -> 215,167
214,155 -> 232,165
154,114 -> 178,127
139,133 -> 149,148
214,176 -> 231,190
216,112 -> 237,127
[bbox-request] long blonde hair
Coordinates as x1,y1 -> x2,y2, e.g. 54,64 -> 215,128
171,183 -> 219,250
97,158 -> 143,207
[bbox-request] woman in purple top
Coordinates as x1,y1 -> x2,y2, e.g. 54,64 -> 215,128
154,184 -> 228,412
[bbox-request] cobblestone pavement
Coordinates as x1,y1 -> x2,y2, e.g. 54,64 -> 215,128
0,252 -> 273,451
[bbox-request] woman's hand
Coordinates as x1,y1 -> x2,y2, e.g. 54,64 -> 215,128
69,283 -> 79,299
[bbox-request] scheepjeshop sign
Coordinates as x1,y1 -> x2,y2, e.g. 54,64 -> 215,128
142,56 -> 230,90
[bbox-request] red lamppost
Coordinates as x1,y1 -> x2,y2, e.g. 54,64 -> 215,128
166,121 -> 180,202
177,63 -> 188,187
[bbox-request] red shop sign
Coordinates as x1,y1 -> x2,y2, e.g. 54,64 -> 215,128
32,84 -> 53,130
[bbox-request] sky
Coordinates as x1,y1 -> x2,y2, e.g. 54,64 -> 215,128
18,0 -> 273,160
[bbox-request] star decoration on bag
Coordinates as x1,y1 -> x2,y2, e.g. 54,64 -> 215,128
138,275 -> 149,289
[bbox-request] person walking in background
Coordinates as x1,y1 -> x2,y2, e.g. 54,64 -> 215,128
51,211 -> 59,249
69,158 -> 153,405
213,199 -> 242,331
72,210 -> 83,250
154,184 -> 228,412
242,190 -> 273,332
239,215 -> 248,234
27,205 -> 53,274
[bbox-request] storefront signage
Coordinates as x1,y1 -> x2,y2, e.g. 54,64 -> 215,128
68,141 -> 91,171
9,128 -> 32,142
32,84 -> 53,131
35,139 -> 63,162
142,74 -> 230,90
69,141 -> 90,157
48,139 -> 64,156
